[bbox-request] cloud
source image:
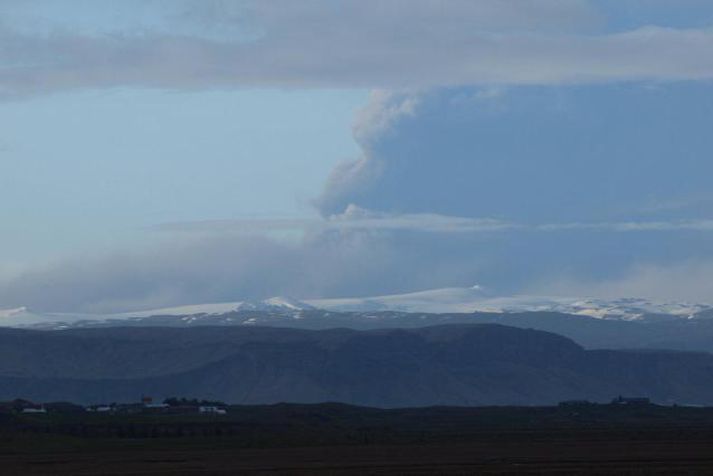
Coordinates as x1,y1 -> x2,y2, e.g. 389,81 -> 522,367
537,220 -> 713,232
7,206 -> 713,312
2,1 -> 713,97
153,210 -> 713,236
0,234 -> 331,312
316,84 -> 713,223
307,83 -> 713,301
0,226 -> 501,313
533,261 -> 713,303
152,205 -> 515,235
329,205 -> 514,233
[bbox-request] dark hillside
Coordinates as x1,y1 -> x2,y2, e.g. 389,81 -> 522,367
1,324 -> 713,406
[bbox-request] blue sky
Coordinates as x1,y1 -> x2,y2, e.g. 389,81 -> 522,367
2,1 -> 713,311
0,88 -> 364,270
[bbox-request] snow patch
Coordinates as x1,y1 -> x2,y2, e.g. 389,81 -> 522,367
306,287 -> 712,321
2,287 -> 712,329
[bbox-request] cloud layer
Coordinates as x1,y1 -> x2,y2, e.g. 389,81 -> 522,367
0,228 -> 499,313
2,0 -> 713,98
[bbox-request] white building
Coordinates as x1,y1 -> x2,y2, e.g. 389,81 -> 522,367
144,403 -> 170,409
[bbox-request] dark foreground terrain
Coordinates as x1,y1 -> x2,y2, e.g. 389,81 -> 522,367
5,323 -> 713,406
4,403 -> 713,474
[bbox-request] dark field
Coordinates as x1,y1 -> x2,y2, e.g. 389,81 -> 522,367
4,403 -> 713,474
4,428 -> 713,475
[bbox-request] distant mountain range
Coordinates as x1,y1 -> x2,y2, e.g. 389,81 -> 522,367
310,287 -> 712,320
2,286 -> 712,329
3,288 -> 713,355
3,324 -> 713,406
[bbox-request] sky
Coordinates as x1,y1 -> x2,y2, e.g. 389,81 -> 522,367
1,0 -> 713,312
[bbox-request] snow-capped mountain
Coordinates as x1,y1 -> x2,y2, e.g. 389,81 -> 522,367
112,297 -> 315,319
2,287 -> 712,330
306,287 -> 711,321
0,307 -> 27,319
0,307 -> 100,327
0,297 -> 315,328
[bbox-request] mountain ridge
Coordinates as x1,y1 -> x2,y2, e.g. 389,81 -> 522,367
1,323 -> 713,406
3,287 -> 712,329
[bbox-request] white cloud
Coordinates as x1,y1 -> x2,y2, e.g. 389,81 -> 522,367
328,205 -> 514,233
151,206 -> 515,235
352,91 -> 420,147
1,1 -> 713,98
152,209 -> 713,236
